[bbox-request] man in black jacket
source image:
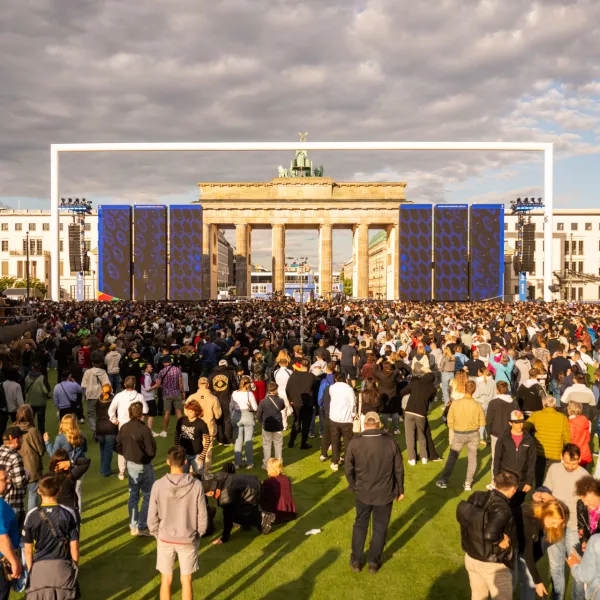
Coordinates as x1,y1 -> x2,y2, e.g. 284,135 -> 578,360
116,402 -> 157,536
458,471 -> 518,599
515,369 -> 545,417
285,358 -> 315,450
345,412 -> 404,574
492,410 -> 535,507
209,360 -> 236,445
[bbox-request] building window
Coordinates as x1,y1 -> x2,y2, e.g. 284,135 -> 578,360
564,261 -> 569,271
514,223 -> 519,231
514,285 -> 518,294
585,223 -> 592,231
15,223 -> 22,231
59,223 -> 64,231
59,241 -> 64,252
59,261 -> 64,277
84,223 -> 91,232
564,240 -> 569,256
43,223 -> 50,231
530,263 -> 536,275
31,261 -> 37,279
571,240 -> 578,255
1,261 -> 8,276
578,287 -> 583,300
579,240 -> 584,255
28,223 -> 36,231
0,223 -> 7,231
571,223 -> 578,231
504,223 -> 508,231
36,239 -> 42,255
16,261 -> 23,278
1,241 -> 7,252
557,222 -> 564,231
579,261 -> 584,273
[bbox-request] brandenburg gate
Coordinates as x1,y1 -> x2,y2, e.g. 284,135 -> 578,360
197,145 -> 406,299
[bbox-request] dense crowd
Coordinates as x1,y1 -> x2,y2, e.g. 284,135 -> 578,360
0,298 -> 600,599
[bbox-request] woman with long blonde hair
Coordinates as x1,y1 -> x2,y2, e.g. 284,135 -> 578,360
44,413 -> 88,510
449,370 -> 468,401
515,498 -> 568,599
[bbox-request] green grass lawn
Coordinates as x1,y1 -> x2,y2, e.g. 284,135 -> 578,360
33,375 -> 565,599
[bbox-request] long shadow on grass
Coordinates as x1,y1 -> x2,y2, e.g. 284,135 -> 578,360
203,470 -> 354,600
427,567 -> 470,599
261,548 -> 340,600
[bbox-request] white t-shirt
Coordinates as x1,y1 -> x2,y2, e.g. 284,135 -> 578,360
108,389 -> 149,425
231,390 -> 258,412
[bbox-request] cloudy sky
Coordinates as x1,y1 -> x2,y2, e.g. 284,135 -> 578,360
1,0 -> 599,270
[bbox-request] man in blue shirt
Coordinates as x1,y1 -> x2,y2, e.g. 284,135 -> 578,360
200,336 -> 220,377
0,465 -> 22,599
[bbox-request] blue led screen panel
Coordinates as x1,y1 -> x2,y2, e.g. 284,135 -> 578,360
169,205 -> 203,301
134,205 -> 167,301
398,204 -> 433,301
98,205 -> 132,300
433,204 -> 469,301
469,204 -> 504,301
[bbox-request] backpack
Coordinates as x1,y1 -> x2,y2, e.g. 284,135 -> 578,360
456,492 -> 513,564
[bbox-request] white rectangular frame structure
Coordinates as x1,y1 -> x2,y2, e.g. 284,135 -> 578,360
50,141 -> 554,301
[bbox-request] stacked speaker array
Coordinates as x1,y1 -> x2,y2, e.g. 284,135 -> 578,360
98,204 -> 203,301
68,224 -> 82,272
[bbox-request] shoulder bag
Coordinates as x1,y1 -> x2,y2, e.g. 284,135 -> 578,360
352,392 -> 362,434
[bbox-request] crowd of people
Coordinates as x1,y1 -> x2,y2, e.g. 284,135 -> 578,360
0,297 -> 599,598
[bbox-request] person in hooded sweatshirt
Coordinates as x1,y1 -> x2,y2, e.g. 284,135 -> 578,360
400,373 -> 437,465
148,446 -> 208,600
485,381 -> 519,490
515,368 -> 545,418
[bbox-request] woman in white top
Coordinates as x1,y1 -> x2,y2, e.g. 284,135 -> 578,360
231,376 -> 258,469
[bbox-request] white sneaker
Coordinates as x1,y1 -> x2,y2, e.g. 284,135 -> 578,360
330,463 -> 339,471
159,431 -> 168,438
152,431 -> 160,437
408,459 -> 416,466
464,484 -> 472,492
421,458 -> 428,465
319,455 -> 327,462
118,473 -> 125,481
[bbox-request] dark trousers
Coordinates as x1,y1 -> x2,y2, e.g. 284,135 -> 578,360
320,415 -> 332,457
0,571 -> 11,600
330,421 -> 354,464
217,401 -> 233,445
59,407 -> 74,420
535,455 -> 560,489
0,411 -> 9,441
424,418 -> 440,460
351,499 -> 393,566
289,404 -> 312,447
32,405 -> 47,436
404,413 -> 428,462
221,504 -> 261,542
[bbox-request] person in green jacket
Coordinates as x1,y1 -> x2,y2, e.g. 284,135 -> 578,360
525,396 -> 571,488
24,362 -> 51,435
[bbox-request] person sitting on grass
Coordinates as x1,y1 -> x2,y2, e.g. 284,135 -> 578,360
23,473 -> 79,600
260,458 -> 296,525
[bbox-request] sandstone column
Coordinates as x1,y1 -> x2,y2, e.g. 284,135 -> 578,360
210,224 -> 218,299
246,225 -> 252,295
271,224 -> 285,294
356,224 -> 369,298
202,221 -> 211,299
235,223 -> 249,297
318,223 -> 333,297
386,224 -> 399,300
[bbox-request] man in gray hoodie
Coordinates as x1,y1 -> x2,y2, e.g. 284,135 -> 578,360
148,446 -> 208,600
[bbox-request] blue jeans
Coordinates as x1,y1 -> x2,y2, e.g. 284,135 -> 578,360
547,526 -> 584,600
27,481 -> 40,510
441,372 -> 453,406
380,413 -> 399,431
97,434 -> 116,476
549,379 -> 561,407
309,406 -> 325,437
126,462 -> 155,531
515,553 -> 537,600
232,411 -> 255,467
183,454 -> 203,476
109,374 -> 120,393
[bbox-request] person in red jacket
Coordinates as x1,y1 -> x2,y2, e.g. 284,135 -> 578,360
260,458 -> 296,525
568,401 -> 592,468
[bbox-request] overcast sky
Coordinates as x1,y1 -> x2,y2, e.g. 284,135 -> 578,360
1,0 -> 599,270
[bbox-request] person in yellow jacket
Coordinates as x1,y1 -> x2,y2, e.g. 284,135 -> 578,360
186,378 -> 222,479
436,380 -> 486,492
524,396 -> 571,488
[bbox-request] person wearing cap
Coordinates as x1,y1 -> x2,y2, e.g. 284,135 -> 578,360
105,344 -> 122,393
156,355 -> 185,439
209,360 -> 236,446
492,409 -> 536,505
345,411 -> 404,574
0,426 -> 28,526
186,378 -> 222,478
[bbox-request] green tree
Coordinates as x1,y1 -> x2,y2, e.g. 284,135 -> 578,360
14,277 -> 47,295
0,276 -> 17,293
340,270 -> 353,295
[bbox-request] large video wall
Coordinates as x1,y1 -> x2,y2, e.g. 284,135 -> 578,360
98,206 -> 132,301
133,206 -> 167,301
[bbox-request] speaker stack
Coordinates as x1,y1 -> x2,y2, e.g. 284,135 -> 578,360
68,224 -> 82,272
521,223 -> 535,272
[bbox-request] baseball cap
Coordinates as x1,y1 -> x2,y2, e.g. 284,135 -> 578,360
364,411 -> 381,425
218,359 -> 228,366
3,427 -> 22,442
509,410 -> 525,423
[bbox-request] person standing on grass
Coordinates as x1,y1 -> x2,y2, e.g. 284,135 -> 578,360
285,358 -> 316,450
174,400 -> 210,477
256,382 -> 286,469
0,465 -> 22,600
436,380 -> 485,492
48,448 -> 91,523
210,359 -> 236,446
492,410 -> 535,506
109,375 -> 149,480
345,412 -> 404,574
104,344 -> 122,393
15,405 -> 44,510
24,362 -> 50,436
141,362 -> 159,436
0,427 -> 28,526
115,401 -> 157,536
52,371 -> 83,421
148,446 -> 208,600
156,355 -> 185,439
96,384 -> 119,477
81,359 -> 110,436
23,474 -> 79,600
328,373 -> 356,472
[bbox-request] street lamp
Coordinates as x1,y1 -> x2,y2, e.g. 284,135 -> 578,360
25,230 -> 30,302
286,255 -> 308,344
